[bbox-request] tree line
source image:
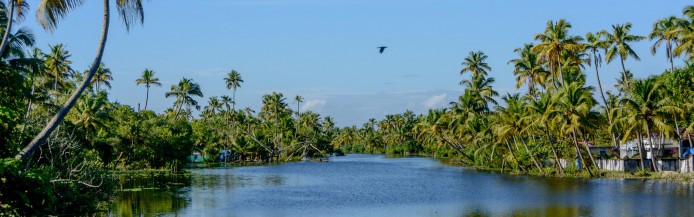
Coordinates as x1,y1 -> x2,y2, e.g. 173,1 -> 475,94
332,6 -> 694,179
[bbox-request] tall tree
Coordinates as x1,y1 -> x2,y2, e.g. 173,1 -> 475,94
165,77 -> 204,119
460,51 -> 491,78
650,16 -> 683,74
600,23 -> 645,89
90,63 -> 112,92
618,77 -> 680,172
224,70 -> 243,112
532,19 -> 584,87
44,43 -> 72,92
135,69 -> 160,111
18,0 -> 146,161
509,43 -> 548,94
0,0 -> 29,58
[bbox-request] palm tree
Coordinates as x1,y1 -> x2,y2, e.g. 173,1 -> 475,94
585,32 -> 609,108
532,19 -> 584,87
459,74 -> 498,114
650,16 -> 684,74
70,92 -> 110,143
165,77 -> 204,119
509,43 -> 548,94
44,43 -> 72,92
135,69 -> 160,111
674,6 -> 694,60
20,0 -> 146,161
599,23 -> 646,88
205,96 -> 222,115
0,0 -> 29,57
294,95 -> 303,117
224,70 -> 243,112
1,26 -> 35,59
495,93 -> 546,175
460,51 -> 491,78
90,63 -> 112,92
555,81 -> 598,177
618,77 -> 680,172
524,92 -> 563,175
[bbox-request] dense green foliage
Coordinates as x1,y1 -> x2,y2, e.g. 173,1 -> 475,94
3,2 -> 694,216
332,6 -> 694,178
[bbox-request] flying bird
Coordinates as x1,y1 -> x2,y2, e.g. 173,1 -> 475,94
377,46 -> 387,54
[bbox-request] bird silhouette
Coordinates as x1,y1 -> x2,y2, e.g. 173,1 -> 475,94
377,46 -> 387,54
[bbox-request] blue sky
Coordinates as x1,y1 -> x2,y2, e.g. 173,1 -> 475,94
21,0 -> 694,126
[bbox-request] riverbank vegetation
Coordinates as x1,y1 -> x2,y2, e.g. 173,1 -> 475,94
3,1 -> 694,216
332,6 -> 694,180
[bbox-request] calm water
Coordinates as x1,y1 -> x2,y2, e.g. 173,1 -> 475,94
110,154 -> 694,217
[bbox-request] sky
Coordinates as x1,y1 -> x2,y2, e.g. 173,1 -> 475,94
20,0 -> 694,127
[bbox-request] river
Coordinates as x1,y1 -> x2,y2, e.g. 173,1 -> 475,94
109,154 -> 694,216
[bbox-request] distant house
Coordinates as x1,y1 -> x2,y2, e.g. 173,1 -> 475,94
619,138 -> 679,159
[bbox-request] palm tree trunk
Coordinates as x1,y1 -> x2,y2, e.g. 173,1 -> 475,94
675,115 -> 682,159
505,140 -> 526,173
0,0 -> 14,58
518,135 -> 546,176
594,51 -> 609,109
572,128 -> 593,177
668,40 -> 674,73
580,128 -> 598,176
620,55 -> 629,88
637,132 -> 646,170
21,83 -> 36,134
544,125 -> 563,175
144,85 -> 150,110
16,0 -> 110,161
646,126 -> 659,172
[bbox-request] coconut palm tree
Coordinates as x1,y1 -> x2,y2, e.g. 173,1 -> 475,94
532,19 -> 584,88
44,43 -> 72,92
135,69 -> 160,111
165,77 -> 204,119
618,77 -> 680,172
70,92 -> 110,143
205,96 -> 222,115
0,0 -> 29,58
460,74 -> 498,114
19,0 -> 146,161
224,70 -> 243,112
523,91 -> 564,175
674,6 -> 694,60
554,81 -> 598,177
599,23 -> 645,89
495,93 -> 546,175
90,63 -> 112,92
460,51 -> 491,78
650,16 -> 684,74
1,26 -> 34,60
509,43 -> 548,95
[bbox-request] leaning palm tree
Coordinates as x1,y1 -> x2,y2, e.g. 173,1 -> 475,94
19,0 -> 146,161
165,77 -> 204,119
532,19 -> 584,88
599,23 -> 645,89
0,0 -> 29,58
460,51 -> 491,78
135,69 -> 160,110
90,63 -> 112,92
650,16 -> 683,74
618,77 -> 680,172
554,81 -> 598,177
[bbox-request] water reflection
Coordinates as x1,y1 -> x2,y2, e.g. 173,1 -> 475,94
109,155 -> 694,217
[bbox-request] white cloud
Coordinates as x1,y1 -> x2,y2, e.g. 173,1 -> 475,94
422,93 -> 447,109
303,99 -> 327,112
